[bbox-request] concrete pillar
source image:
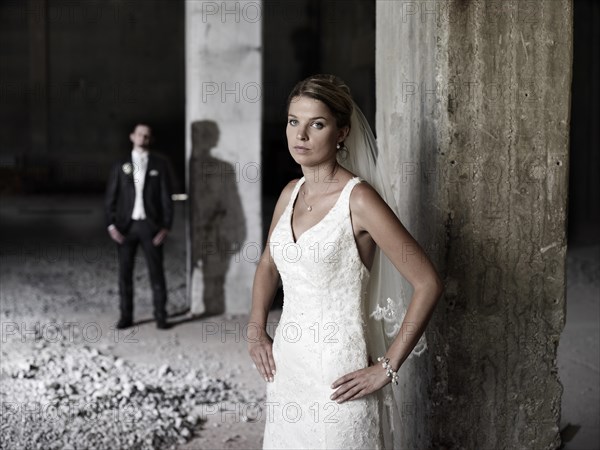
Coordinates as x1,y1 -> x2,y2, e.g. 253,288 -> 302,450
376,0 -> 571,448
186,1 -> 262,314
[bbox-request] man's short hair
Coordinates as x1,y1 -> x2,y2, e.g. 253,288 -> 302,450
132,122 -> 152,133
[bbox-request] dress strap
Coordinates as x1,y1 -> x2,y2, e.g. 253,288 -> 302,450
287,177 -> 306,209
339,176 -> 363,210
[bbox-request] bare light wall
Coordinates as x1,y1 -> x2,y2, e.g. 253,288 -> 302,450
185,0 -> 262,314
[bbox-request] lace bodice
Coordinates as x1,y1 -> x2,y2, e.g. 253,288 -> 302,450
263,176 -> 382,450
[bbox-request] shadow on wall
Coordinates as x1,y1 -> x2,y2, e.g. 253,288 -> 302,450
189,121 -> 246,315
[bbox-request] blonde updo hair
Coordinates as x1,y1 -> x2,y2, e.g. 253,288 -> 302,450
286,74 -> 354,132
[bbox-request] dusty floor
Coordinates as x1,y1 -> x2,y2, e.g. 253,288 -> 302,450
0,195 -> 598,449
0,196 -> 275,449
557,239 -> 600,450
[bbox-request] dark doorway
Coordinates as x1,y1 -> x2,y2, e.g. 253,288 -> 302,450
0,0 -> 185,194
568,0 -> 600,244
559,1 -> 600,449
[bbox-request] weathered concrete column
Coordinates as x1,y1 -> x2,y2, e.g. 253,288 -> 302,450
377,1 -> 571,448
186,1 -> 262,314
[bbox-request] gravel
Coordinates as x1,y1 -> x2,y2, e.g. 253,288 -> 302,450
1,336 -> 260,450
0,201 -> 265,449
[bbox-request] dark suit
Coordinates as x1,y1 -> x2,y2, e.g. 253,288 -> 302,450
105,152 -> 174,323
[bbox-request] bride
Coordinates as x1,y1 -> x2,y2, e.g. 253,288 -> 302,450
247,74 -> 443,449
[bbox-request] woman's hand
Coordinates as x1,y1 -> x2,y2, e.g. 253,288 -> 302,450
247,327 -> 276,383
330,363 -> 390,403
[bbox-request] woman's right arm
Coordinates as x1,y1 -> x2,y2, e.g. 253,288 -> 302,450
247,179 -> 298,382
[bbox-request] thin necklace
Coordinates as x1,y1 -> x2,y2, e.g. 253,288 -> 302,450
301,165 -> 339,212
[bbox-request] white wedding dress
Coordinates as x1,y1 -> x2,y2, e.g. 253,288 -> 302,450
263,176 -> 383,450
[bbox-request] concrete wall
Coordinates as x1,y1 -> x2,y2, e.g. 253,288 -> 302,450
377,0 -> 572,448
186,0 -> 261,314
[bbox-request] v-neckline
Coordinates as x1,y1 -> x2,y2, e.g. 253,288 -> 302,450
289,177 -> 355,244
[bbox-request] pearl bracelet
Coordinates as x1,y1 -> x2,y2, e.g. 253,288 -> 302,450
377,356 -> 399,385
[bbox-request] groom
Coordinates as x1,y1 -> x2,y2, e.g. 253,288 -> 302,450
105,123 -> 174,330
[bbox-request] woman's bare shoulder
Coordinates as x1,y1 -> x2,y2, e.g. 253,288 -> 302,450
350,180 -> 385,209
278,178 -> 301,204
348,180 -> 397,229
269,178 -> 301,225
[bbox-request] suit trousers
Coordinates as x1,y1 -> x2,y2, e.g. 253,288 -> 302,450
117,220 -> 167,322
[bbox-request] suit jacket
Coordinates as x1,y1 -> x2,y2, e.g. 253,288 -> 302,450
105,152 -> 174,234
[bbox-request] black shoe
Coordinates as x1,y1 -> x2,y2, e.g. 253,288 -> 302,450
116,318 -> 133,329
156,319 -> 171,330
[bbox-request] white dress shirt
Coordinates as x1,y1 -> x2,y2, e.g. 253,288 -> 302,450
131,148 -> 148,220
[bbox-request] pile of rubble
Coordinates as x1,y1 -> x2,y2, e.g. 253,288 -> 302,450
1,338 -> 261,449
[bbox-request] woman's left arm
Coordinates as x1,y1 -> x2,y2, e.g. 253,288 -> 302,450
331,183 -> 444,403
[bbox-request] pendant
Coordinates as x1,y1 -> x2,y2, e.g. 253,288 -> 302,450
307,206 -> 312,212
